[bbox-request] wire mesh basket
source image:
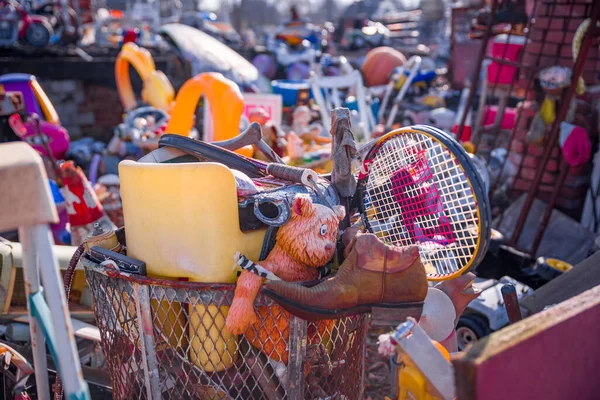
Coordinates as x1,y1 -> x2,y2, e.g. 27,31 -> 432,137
83,258 -> 368,399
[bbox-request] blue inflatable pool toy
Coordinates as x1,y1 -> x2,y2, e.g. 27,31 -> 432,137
271,80 -> 313,107
345,98 -> 380,120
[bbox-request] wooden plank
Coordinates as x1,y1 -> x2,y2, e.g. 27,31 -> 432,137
452,285 -> 600,400
13,316 -> 100,342
6,241 -> 80,271
520,251 -> 600,315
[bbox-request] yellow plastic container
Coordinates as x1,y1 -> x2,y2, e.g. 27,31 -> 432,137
119,159 -> 266,370
149,274 -> 188,352
189,304 -> 237,372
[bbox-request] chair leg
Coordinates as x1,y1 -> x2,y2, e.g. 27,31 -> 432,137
21,225 -> 90,399
18,226 -> 50,398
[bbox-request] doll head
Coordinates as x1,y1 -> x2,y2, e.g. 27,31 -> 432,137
276,194 -> 345,268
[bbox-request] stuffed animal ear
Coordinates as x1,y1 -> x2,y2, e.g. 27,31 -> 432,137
292,194 -> 315,217
333,205 -> 346,221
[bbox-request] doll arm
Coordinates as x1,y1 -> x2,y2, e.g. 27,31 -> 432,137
226,269 -> 264,335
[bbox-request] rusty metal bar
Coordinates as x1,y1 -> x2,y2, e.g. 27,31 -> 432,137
484,56 -> 531,69
455,0 -> 498,142
133,283 -> 161,399
530,160 -> 570,255
360,316 -> 369,399
287,316 -> 308,399
472,29 -> 513,147
488,0 -> 548,196
507,0 -> 581,192
509,1 -> 600,247
501,284 -> 523,324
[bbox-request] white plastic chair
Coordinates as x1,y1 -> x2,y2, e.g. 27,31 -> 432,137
385,56 -> 423,128
0,142 -> 89,399
310,69 -> 376,141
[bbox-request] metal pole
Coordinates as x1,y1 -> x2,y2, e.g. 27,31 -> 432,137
287,316 -> 307,399
501,284 -> 523,324
32,225 -> 89,398
455,0 -> 498,141
133,284 -> 161,399
529,160 -> 570,256
18,227 -> 50,399
509,2 -> 600,246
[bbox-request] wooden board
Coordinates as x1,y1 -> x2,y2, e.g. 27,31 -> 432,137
452,284 -> 600,400
13,315 -> 100,342
520,251 -> 600,315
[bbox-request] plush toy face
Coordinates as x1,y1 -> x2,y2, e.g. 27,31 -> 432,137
276,194 -> 345,268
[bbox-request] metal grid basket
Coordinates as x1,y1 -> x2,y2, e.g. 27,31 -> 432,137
83,259 -> 368,399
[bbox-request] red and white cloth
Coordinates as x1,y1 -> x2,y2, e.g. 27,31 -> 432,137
559,122 -> 591,167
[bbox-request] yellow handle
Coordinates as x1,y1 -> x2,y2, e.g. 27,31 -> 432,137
115,43 -> 175,112
31,79 -> 60,125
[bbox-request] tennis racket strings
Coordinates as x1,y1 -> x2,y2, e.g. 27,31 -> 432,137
361,131 -> 481,279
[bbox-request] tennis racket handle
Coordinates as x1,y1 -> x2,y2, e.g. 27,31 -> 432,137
266,163 -> 319,186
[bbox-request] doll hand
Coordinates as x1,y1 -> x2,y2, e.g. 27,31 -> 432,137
377,334 -> 396,357
226,297 -> 259,335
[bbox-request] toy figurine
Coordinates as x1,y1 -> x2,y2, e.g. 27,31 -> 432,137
61,161 -> 116,245
286,131 -> 305,159
292,106 -> 323,144
225,194 -> 345,335
249,107 -> 287,158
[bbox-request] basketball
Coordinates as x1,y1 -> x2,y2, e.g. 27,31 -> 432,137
362,47 -> 407,87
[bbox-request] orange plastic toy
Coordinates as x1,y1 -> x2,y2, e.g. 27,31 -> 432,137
165,72 -> 253,157
116,43 -> 252,156
115,43 -> 175,113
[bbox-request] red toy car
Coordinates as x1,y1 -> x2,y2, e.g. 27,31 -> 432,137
0,0 -> 52,47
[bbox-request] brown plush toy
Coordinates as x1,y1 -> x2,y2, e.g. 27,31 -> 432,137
226,194 -> 345,336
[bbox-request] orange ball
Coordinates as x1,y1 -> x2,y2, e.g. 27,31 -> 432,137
362,47 -> 407,87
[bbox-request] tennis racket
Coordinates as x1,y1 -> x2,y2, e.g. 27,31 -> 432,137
354,125 -> 491,281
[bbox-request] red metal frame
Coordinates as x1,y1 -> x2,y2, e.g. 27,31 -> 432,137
456,0 -> 600,256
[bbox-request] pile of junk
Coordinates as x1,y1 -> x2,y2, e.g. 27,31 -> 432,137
0,77 -> 505,398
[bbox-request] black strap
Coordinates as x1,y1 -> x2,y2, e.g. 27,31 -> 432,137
158,134 -> 266,178
259,226 -> 279,261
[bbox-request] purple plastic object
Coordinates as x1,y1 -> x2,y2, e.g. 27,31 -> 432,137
252,54 -> 277,79
88,153 -> 102,186
287,62 -> 310,80
1,80 -> 43,116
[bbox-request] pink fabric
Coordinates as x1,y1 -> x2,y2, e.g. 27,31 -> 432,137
560,123 -> 591,167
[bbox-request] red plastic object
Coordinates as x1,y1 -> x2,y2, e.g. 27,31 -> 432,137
487,35 -> 526,84
482,105 -> 516,130
60,161 -> 104,227
8,113 -> 27,137
123,28 -> 139,45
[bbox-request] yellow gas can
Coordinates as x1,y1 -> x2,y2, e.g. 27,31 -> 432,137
119,160 -> 266,371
